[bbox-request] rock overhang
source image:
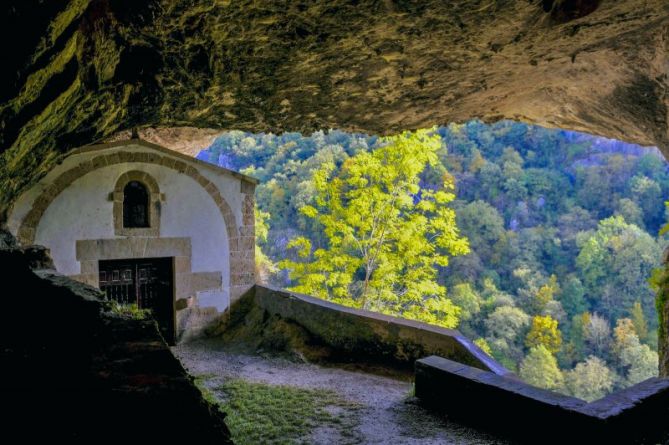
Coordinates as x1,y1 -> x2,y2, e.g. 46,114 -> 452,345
0,0 -> 667,217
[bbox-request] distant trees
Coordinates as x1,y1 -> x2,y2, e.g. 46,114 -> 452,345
200,120 -> 668,398
520,345 -> 564,391
455,200 -> 506,267
630,301 -> 649,342
526,315 -> 562,354
576,217 -> 662,323
630,175 -> 663,229
584,314 -> 612,358
564,356 -> 615,402
559,275 -> 587,318
613,318 -> 659,386
484,306 -> 530,364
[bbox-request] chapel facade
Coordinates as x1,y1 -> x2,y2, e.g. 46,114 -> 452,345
7,138 -> 257,343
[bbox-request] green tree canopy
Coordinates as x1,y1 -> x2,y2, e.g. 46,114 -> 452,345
280,129 -> 470,328
564,356 -> 616,402
576,216 -> 662,323
526,315 -> 563,354
520,345 -> 564,391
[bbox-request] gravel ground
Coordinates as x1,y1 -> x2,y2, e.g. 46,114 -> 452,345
173,338 -> 511,445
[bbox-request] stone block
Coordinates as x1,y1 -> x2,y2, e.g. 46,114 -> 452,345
117,151 -> 133,162
135,151 -> 149,163
184,166 -> 199,178
18,227 -> 35,245
239,226 -> 254,237
191,271 -> 222,292
91,155 -> 108,169
77,159 -> 94,175
175,273 -> 193,299
129,237 -> 149,258
240,180 -> 255,194
196,175 -> 210,187
242,195 -> 254,225
80,260 -> 98,274
174,256 -> 191,274
146,152 -> 162,164
145,237 -> 191,257
239,236 -> 255,251
41,184 -> 59,201
75,240 -> 97,261
98,238 -> 133,259
174,160 -> 188,173
204,181 -> 218,195
23,209 -> 40,227
105,151 -> 121,166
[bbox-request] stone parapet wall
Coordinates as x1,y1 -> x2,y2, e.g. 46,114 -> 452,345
415,355 -> 669,444
254,285 -> 509,374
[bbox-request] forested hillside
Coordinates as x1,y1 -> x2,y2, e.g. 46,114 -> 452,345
199,121 -> 668,400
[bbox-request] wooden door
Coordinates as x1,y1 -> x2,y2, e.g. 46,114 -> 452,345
99,257 -> 175,344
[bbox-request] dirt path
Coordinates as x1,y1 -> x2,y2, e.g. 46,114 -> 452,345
173,339 -> 510,445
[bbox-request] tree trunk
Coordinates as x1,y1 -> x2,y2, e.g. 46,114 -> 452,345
361,270 -> 371,309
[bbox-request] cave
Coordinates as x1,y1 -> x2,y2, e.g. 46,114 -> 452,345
0,0 -> 668,443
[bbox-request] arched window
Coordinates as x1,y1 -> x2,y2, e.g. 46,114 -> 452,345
123,181 -> 150,228
113,171 -> 161,236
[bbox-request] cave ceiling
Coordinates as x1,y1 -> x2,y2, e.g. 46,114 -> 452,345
0,0 -> 667,216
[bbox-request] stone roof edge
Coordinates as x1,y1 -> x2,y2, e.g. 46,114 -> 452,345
69,139 -> 259,185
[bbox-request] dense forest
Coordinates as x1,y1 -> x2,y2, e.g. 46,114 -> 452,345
199,121 -> 668,401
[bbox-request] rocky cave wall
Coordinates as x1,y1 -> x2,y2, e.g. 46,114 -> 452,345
0,229 -> 233,442
0,0 -> 667,218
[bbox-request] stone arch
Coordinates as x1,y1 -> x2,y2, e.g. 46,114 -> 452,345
16,149 -> 249,292
113,170 -> 162,236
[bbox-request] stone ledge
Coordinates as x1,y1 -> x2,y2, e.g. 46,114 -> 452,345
415,355 -> 669,444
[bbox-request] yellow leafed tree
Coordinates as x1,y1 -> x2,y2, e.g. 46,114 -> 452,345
279,129 -> 469,328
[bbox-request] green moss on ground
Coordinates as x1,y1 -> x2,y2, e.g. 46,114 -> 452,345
193,374 -> 223,408
105,301 -> 150,320
197,377 -> 361,445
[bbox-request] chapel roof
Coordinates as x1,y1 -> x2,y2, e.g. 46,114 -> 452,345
69,138 -> 259,184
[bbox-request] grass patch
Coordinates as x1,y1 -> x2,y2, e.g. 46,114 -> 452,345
105,301 -> 150,320
192,374 -> 221,407
214,379 -> 361,445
